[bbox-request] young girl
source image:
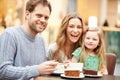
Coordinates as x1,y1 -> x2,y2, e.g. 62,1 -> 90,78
72,27 -> 108,75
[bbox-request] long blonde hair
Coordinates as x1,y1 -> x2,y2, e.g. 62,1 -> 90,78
53,12 -> 84,62
80,27 -> 106,70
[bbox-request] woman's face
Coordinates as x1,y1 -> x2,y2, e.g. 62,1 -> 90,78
84,31 -> 99,51
66,18 -> 83,43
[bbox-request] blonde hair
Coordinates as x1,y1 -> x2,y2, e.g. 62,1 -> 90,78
53,12 -> 84,62
80,27 -> 106,70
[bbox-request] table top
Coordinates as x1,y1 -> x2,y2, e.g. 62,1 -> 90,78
34,74 -> 120,80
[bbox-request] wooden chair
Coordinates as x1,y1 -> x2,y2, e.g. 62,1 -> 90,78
105,53 -> 116,75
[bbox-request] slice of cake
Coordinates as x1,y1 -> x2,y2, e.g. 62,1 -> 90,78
83,69 -> 97,75
64,70 -> 80,77
63,62 -> 83,77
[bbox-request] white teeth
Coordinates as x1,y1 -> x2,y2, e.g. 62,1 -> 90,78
73,36 -> 77,37
71,34 -> 77,37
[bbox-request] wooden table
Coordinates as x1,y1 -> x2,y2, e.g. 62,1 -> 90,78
34,75 -> 120,80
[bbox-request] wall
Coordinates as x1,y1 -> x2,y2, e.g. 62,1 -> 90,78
107,0 -> 118,27
77,0 -> 101,25
77,0 -> 117,26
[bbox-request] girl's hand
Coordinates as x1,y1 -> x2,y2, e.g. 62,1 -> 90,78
98,65 -> 108,75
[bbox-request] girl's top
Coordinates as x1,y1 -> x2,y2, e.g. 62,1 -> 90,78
72,47 -> 99,70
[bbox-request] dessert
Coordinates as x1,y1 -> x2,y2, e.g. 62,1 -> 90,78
64,70 -> 80,77
83,69 -> 97,75
63,63 -> 83,77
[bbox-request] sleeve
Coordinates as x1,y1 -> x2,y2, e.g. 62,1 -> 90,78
46,43 -> 57,61
0,31 -> 40,80
39,35 -> 47,61
46,44 -> 54,60
72,47 -> 82,62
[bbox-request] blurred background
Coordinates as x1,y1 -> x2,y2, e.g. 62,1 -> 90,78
0,0 -> 120,76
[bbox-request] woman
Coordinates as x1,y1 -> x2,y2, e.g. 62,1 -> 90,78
47,12 -> 85,63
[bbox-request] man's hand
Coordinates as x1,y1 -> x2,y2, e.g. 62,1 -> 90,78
37,60 -> 58,75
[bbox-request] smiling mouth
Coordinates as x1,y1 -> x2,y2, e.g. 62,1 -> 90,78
87,44 -> 93,46
37,24 -> 45,28
71,34 -> 79,38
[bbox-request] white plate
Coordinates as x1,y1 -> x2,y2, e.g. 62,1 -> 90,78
61,73 -> 85,79
85,73 -> 103,77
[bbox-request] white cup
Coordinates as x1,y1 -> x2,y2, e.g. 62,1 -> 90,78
67,63 -> 83,71
54,63 -> 64,73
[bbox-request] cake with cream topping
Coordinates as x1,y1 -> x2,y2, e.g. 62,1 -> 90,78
64,69 -> 80,77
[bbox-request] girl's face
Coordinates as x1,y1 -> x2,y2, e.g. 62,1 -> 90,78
66,18 -> 83,43
84,31 -> 99,51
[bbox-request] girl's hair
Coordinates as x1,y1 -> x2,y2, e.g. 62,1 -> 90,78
26,0 -> 51,13
53,12 -> 84,62
80,27 -> 106,70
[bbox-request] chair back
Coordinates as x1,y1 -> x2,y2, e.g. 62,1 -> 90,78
105,53 -> 116,75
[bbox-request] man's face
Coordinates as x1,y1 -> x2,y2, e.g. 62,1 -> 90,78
26,3 -> 50,35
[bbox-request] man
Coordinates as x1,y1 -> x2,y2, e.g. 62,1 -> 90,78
0,0 -> 58,80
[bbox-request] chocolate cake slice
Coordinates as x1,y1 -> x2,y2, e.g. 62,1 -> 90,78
83,69 -> 97,75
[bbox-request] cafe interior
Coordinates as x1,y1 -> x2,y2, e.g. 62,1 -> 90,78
0,0 -> 120,77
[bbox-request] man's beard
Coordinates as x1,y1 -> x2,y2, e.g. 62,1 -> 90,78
29,22 -> 39,34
